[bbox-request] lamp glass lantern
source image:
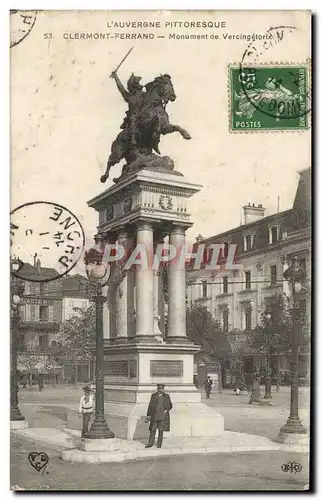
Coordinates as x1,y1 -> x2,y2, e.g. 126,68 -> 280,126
12,294 -> 21,306
85,261 -> 110,283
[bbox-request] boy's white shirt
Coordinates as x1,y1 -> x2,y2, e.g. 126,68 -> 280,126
79,394 -> 95,413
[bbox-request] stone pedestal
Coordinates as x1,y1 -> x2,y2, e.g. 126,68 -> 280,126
98,341 -> 224,440
274,432 -> 309,446
10,420 -> 28,430
86,168 -> 224,441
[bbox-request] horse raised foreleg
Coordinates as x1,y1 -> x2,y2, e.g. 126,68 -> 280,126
100,135 -> 126,183
162,124 -> 191,140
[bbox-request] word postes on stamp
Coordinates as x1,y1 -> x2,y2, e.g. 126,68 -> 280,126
11,201 -> 85,282
230,64 -> 309,132
10,10 -> 37,48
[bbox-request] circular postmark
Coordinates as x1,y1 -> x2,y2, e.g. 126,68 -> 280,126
10,10 -> 37,48
237,26 -> 311,124
10,201 -> 85,283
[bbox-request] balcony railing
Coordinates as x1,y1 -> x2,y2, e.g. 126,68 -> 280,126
18,321 -> 60,331
17,345 -> 57,354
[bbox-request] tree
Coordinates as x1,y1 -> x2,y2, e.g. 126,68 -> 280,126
17,341 -> 47,386
246,293 -> 309,389
56,305 -> 96,386
186,304 -> 232,389
186,304 -> 231,357
43,359 -> 63,387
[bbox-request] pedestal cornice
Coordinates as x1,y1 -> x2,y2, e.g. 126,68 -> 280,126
88,170 -> 202,233
102,340 -> 201,355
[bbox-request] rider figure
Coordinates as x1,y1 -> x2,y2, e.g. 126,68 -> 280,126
110,71 -> 145,146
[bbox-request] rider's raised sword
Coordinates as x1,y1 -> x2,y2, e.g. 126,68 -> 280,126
110,47 -> 134,77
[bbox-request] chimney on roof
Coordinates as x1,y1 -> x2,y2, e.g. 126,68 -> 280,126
243,203 -> 265,224
195,234 -> 204,242
36,258 -> 41,272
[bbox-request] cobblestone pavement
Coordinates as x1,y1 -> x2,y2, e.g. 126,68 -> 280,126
11,435 -> 309,491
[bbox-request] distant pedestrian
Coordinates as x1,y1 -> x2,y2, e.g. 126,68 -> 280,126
78,385 -> 94,438
204,376 -> 213,399
245,372 -> 253,391
145,384 -> 173,448
38,374 -> 44,392
249,375 -> 261,404
193,374 -> 199,389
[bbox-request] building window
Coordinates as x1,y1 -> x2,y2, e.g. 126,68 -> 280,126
223,276 -> 228,294
30,305 -> 36,321
245,234 -> 251,251
201,280 -> 207,298
269,226 -> 280,244
19,306 -> 25,320
39,334 -> 48,348
203,246 -> 212,265
270,265 -> 277,285
223,242 -> 229,258
245,271 -> 251,289
299,258 -> 306,272
39,305 -> 48,322
18,333 -> 25,349
245,308 -> 252,330
30,282 -> 40,295
222,309 -> 229,332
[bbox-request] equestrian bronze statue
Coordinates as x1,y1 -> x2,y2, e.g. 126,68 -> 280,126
100,50 -> 191,183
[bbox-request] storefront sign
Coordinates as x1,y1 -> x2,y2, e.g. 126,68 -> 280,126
150,360 -> 183,377
20,297 -> 53,306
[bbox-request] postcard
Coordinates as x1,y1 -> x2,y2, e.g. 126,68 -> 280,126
10,9 -> 311,491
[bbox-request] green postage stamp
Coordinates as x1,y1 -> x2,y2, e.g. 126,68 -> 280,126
229,65 -> 310,131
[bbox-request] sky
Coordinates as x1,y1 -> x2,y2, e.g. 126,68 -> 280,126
10,10 -> 311,273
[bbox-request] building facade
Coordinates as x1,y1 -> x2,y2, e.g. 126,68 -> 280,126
15,258 -> 90,384
187,169 -> 311,382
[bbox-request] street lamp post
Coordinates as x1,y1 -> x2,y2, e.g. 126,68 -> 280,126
263,313 -> 272,400
277,256 -> 307,441
84,246 -> 114,440
10,258 -> 26,425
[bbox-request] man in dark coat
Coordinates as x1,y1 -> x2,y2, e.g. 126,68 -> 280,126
145,384 -> 173,448
204,376 -> 213,399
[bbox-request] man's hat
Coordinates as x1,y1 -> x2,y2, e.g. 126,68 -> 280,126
157,384 -> 165,389
83,385 -> 91,392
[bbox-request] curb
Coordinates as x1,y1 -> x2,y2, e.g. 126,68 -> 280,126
12,429 -> 76,453
61,443 -> 285,464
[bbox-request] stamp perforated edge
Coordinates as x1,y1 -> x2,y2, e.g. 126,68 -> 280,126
228,58 -> 312,134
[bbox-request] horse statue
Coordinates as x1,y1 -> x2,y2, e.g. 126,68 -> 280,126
100,73 -> 191,183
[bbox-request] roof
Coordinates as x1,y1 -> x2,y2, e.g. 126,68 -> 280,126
61,273 -> 90,298
199,209 -> 291,245
18,263 -> 60,281
196,168 -> 311,249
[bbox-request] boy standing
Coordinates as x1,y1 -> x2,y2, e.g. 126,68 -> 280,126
78,385 -> 94,438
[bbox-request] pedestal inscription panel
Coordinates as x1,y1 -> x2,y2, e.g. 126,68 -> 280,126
104,360 -> 137,377
150,360 -> 183,377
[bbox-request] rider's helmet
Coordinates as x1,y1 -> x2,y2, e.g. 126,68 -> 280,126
127,73 -> 143,92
